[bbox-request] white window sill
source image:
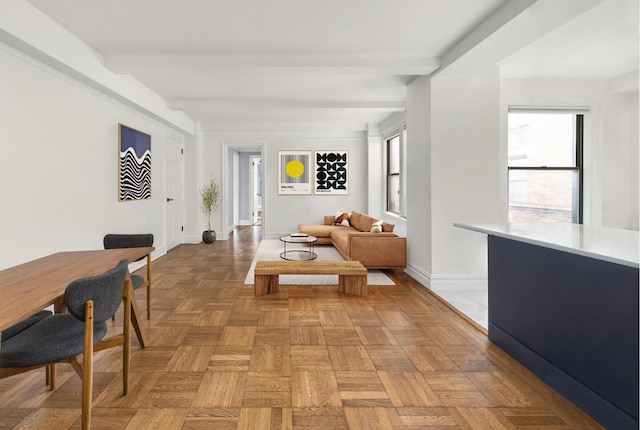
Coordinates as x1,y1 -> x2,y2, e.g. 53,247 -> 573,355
382,212 -> 407,225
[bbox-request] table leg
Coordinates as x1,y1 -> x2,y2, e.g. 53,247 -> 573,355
53,297 -> 66,314
129,283 -> 146,349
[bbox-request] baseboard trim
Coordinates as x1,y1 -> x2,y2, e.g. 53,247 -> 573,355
490,323 -> 638,430
404,263 -> 431,289
430,275 -> 487,291
183,235 -> 202,244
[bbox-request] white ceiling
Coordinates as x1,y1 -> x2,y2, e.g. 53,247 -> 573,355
23,0 -> 639,132
500,0 -> 639,79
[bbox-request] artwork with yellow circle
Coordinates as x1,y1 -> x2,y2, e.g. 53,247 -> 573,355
285,159 -> 305,178
278,150 -> 312,194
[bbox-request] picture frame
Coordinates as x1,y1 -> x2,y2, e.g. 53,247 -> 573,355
314,150 -> 348,195
278,150 -> 312,195
118,123 -> 151,201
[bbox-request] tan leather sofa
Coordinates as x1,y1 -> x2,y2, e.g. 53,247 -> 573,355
298,211 -> 407,269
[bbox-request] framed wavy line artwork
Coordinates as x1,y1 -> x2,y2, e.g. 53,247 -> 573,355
118,123 -> 151,201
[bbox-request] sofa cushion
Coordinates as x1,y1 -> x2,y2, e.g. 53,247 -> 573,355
350,211 -> 380,232
330,228 -> 353,252
382,222 -> 395,233
298,224 -> 339,238
334,212 -> 351,226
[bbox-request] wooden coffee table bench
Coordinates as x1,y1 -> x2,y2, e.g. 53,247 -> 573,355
254,260 -> 368,297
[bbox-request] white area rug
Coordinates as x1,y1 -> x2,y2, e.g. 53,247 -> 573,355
243,240 -> 395,286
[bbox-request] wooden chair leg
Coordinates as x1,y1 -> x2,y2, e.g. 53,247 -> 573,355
82,301 -> 95,430
123,280 -> 132,394
46,364 -> 56,390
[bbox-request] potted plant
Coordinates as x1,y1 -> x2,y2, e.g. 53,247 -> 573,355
200,177 -> 220,243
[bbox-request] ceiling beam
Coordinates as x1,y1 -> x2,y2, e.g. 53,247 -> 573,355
201,122 -> 369,133
166,99 -> 406,113
103,54 -> 439,76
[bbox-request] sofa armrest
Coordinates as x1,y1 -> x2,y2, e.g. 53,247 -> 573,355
350,235 -> 407,269
324,215 -> 336,225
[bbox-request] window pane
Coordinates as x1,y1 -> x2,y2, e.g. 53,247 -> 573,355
508,113 -> 576,167
388,135 -> 400,174
508,169 -> 580,223
387,175 -> 399,213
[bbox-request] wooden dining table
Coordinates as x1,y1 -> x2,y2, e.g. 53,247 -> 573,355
0,247 -> 154,347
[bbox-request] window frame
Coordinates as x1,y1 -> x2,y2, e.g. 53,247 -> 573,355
384,127 -> 406,217
507,109 -> 585,224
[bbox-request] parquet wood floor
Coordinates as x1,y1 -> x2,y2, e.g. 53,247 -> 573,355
0,227 -> 603,429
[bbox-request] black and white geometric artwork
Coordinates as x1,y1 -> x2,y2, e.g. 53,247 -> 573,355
315,151 -> 348,195
118,123 -> 151,201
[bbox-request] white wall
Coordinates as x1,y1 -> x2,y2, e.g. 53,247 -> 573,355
430,68 -> 503,281
0,0 -> 194,135
398,72 -> 639,294
183,128 -> 201,244
366,123 -> 383,220
201,133 -> 368,240
501,78 -> 640,231
601,89 -> 639,230
401,69 -> 504,289
200,140 -> 225,239
405,76 -> 432,284
0,44 -> 188,270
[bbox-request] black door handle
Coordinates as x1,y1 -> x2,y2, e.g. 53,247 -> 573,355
167,197 -> 174,202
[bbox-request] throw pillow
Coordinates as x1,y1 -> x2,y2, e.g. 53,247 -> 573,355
370,220 -> 383,233
349,211 -> 362,229
334,212 -> 351,226
350,211 -> 378,232
382,222 -> 395,232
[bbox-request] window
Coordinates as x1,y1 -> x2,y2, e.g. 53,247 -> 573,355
383,123 -> 407,217
386,133 -> 402,214
508,109 -> 584,223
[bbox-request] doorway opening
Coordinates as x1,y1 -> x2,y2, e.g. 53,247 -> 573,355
250,156 -> 262,226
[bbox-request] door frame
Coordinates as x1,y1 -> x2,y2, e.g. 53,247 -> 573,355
221,142 -> 265,239
249,155 -> 262,225
233,151 -> 240,227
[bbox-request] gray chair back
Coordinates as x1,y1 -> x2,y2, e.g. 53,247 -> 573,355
64,259 -> 128,323
103,234 -> 154,262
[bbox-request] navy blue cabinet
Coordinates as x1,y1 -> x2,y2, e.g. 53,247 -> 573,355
488,235 -> 638,430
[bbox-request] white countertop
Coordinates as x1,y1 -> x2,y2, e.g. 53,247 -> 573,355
454,222 -> 639,269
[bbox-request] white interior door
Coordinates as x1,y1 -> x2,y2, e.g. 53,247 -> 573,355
165,135 -> 183,250
250,156 -> 262,225
233,152 -> 240,227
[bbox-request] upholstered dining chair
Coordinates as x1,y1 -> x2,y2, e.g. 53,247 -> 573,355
0,260 -> 129,430
1,310 -> 52,342
103,234 -> 154,319
1,310 -> 55,386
